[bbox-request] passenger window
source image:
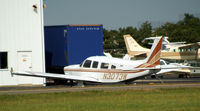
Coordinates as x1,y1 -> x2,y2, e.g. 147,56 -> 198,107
111,65 -> 116,69
101,63 -> 109,69
92,61 -> 98,68
83,60 -> 91,68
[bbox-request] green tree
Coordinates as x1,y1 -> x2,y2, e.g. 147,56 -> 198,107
154,13 -> 200,43
103,13 -> 200,57
103,23 -> 152,57
138,21 -> 152,41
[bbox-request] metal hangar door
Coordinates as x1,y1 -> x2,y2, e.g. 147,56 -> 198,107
17,51 -> 33,84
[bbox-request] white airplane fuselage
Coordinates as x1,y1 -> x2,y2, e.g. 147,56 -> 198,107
64,56 -> 157,83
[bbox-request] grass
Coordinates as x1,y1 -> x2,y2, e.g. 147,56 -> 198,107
0,87 -> 200,111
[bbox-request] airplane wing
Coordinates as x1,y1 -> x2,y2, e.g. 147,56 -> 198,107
11,71 -> 99,82
161,69 -> 191,74
134,52 -> 147,57
131,66 -> 191,70
156,64 -> 199,74
156,68 -> 190,74
177,43 -> 200,48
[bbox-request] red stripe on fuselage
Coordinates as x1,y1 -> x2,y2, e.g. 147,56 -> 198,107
64,68 -> 146,74
147,37 -> 162,63
134,37 -> 162,69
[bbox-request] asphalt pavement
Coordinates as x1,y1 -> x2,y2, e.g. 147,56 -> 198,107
0,77 -> 200,95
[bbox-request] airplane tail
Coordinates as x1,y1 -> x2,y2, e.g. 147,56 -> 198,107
135,37 -> 162,69
123,35 -> 149,55
143,37 -> 163,67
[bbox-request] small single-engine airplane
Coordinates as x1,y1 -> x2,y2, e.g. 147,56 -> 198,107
123,34 -> 200,60
152,59 -> 191,78
11,37 -> 188,86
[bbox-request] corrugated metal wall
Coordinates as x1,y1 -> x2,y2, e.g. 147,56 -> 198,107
66,25 -> 103,65
0,0 -> 45,86
44,25 -> 103,73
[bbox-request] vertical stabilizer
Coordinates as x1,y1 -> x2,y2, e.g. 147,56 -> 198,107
123,35 -> 149,56
144,37 -> 163,67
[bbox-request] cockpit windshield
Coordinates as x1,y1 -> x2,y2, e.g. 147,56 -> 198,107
80,61 -> 84,67
160,61 -> 166,65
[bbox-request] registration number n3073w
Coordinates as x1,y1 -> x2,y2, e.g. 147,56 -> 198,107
103,73 -> 127,80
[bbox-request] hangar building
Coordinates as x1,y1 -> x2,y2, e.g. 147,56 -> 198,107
0,0 -> 45,86
0,1 -> 103,86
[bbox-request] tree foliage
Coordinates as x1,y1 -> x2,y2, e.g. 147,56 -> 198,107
103,13 -> 200,57
103,22 -> 152,57
154,13 -> 200,43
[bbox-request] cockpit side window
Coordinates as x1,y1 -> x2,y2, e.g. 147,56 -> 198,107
83,60 -> 92,68
101,63 -> 109,69
92,61 -> 98,68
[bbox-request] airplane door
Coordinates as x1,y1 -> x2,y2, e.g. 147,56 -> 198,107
17,51 -> 33,84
